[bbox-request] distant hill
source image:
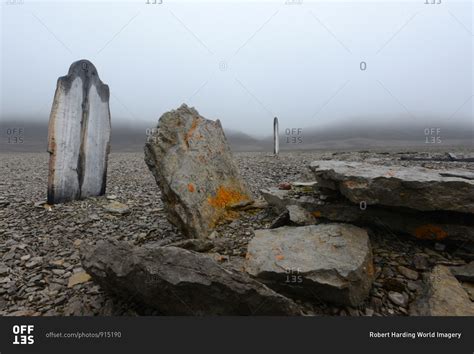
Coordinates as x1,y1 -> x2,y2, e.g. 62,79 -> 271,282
1,120 -> 472,153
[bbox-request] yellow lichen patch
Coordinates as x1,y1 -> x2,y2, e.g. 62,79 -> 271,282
413,224 -> 448,241
207,186 -> 250,209
313,211 -> 321,218
187,183 -> 195,192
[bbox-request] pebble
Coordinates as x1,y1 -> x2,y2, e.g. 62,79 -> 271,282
382,278 -> 405,292
388,291 -> 407,307
412,254 -> 429,270
434,243 -> 446,251
278,182 -> 292,190
406,281 -> 421,292
0,266 -> 9,276
67,272 -> 91,288
397,266 -> 419,280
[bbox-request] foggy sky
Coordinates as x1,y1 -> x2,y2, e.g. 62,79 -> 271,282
1,0 -> 473,136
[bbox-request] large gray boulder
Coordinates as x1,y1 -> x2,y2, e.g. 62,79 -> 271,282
81,240 -> 302,315
310,160 -> 474,213
145,104 -> 252,239
244,224 -> 374,306
47,60 -> 111,204
410,265 -> 474,316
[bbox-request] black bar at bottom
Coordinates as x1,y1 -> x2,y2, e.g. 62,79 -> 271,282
0,317 -> 472,354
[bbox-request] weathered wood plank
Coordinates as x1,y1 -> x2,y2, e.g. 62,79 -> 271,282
47,60 -> 111,204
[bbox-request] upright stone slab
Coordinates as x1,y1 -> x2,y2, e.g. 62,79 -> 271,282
145,104 -> 252,239
273,117 -> 279,155
47,60 -> 111,204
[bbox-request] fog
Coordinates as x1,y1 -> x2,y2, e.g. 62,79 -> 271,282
1,0 -> 473,138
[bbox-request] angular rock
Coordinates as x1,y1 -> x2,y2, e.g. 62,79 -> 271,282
47,60 -> 111,204
269,210 -> 290,229
278,182 -> 291,190
269,205 -> 315,229
67,272 -> 91,288
410,265 -> 474,316
291,181 -> 318,189
450,261 -> 474,282
260,187 -> 322,213
245,224 -> 374,306
310,160 -> 474,213
81,240 -> 302,315
412,254 -> 430,271
388,291 -> 407,307
261,186 -> 474,244
0,265 -> 9,276
397,266 -> 419,281
145,104 -> 252,239
382,278 -> 406,292
287,205 -> 316,226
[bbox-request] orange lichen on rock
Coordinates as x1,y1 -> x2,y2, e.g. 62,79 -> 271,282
206,186 -> 250,229
187,183 -> 195,192
413,224 -> 448,241
313,211 -> 321,218
184,117 -> 199,147
343,180 -> 367,189
366,262 -> 374,277
275,254 -> 285,261
207,186 -> 250,209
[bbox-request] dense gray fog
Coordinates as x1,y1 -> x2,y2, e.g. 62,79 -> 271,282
1,0 -> 473,138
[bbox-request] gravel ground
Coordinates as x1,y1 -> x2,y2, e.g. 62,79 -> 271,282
0,149 -> 473,316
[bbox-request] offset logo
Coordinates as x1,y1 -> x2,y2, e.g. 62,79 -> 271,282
12,325 -> 34,345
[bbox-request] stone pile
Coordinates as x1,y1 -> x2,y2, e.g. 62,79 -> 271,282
262,161 -> 474,244
257,159 -> 474,315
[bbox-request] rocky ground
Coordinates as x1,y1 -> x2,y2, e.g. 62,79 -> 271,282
0,148 -> 473,316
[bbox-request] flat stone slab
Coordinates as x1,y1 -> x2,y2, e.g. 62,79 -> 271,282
81,240 -> 302,315
310,160 -> 474,213
145,104 -> 252,239
244,224 -> 374,306
260,187 -> 322,213
47,60 -> 111,204
261,186 -> 474,244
